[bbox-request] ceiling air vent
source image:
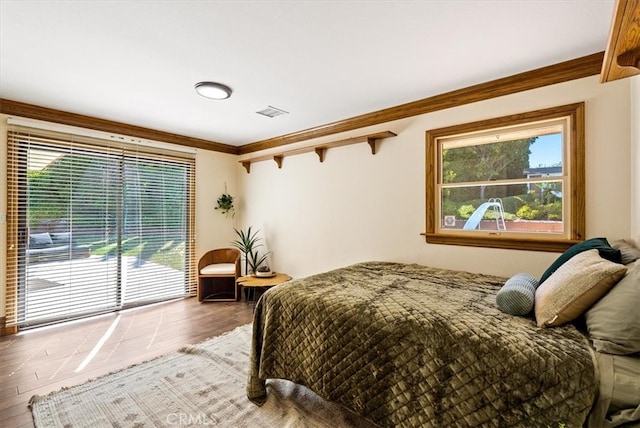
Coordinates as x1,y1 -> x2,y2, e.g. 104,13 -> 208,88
256,106 -> 289,118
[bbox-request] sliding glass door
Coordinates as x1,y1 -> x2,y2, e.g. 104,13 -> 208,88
6,130 -> 195,329
120,157 -> 191,304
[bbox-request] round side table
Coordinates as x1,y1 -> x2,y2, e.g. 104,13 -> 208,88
237,273 -> 292,307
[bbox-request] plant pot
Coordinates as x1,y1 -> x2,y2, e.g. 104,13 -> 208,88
255,270 -> 276,278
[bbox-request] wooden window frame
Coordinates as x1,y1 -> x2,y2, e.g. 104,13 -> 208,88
425,103 -> 585,252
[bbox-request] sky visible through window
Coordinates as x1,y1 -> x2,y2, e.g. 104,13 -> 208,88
529,133 -> 562,168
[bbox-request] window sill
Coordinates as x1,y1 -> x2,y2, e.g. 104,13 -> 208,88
424,233 -> 579,252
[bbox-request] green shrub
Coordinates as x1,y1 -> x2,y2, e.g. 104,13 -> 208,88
517,205 -> 544,220
516,201 -> 563,221
544,201 -> 562,220
500,195 -> 526,215
458,204 -> 476,219
446,196 -> 561,222
441,200 -> 458,217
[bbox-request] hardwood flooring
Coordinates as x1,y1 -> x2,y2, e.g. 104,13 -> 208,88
0,297 -> 254,427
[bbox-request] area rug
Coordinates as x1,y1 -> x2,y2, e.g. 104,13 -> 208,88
29,324 -> 376,427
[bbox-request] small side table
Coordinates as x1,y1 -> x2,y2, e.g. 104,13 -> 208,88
237,273 -> 291,307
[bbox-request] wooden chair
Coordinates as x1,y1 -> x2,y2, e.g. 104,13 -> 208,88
197,248 -> 241,302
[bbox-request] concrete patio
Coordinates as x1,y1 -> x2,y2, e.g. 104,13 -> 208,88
24,255 -> 186,323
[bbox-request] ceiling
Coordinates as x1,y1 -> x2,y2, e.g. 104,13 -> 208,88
0,1 -> 615,148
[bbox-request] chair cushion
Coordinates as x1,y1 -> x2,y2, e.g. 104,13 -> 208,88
200,263 -> 236,275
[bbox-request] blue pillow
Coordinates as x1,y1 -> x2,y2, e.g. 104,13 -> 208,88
496,273 -> 538,316
539,237 -> 622,284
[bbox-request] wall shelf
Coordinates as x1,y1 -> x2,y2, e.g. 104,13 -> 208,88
600,0 -> 640,83
239,131 -> 397,173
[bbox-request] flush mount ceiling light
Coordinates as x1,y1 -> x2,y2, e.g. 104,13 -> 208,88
194,81 -> 232,100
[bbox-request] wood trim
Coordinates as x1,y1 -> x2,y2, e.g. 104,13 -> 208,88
425,130 -> 437,238
600,0 -> 640,82
570,103 -> 586,241
423,234 -> 579,253
239,52 -> 604,155
0,316 -> 18,336
4,135 -> 20,332
425,103 -> 585,252
273,155 -> 284,169
1,52 -> 604,156
0,98 -> 239,155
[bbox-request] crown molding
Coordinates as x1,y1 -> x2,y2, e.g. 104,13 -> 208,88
239,51 -> 604,155
1,52 -> 604,157
0,98 -> 238,155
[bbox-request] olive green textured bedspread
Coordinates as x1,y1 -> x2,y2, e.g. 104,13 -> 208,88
247,262 -> 597,427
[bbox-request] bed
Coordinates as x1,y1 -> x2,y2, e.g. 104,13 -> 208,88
247,253 -> 640,427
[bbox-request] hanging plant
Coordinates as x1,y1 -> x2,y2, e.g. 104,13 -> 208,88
215,193 -> 235,217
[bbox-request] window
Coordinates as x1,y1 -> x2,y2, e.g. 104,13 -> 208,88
5,126 -> 196,329
425,103 -> 584,252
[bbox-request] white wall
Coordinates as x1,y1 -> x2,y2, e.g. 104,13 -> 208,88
0,114 -> 239,318
239,76 -> 632,280
195,149 -> 240,257
631,75 -> 640,244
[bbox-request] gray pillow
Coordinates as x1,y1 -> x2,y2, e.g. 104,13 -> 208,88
496,273 -> 538,316
612,239 -> 640,265
586,260 -> 640,355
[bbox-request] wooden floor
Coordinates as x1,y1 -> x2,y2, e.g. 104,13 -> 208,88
0,297 -> 254,427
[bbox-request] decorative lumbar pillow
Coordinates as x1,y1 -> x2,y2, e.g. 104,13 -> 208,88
535,249 -> 627,328
539,237 -> 622,284
200,263 -> 236,275
586,260 -> 640,355
496,273 -> 538,316
611,239 -> 640,265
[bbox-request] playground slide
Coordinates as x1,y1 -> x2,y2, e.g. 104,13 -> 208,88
462,202 -> 500,230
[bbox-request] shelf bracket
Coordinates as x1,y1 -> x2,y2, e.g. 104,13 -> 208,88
367,137 -> 377,155
600,0 -> 640,82
314,147 -> 326,162
617,47 -> 640,70
238,131 -> 396,173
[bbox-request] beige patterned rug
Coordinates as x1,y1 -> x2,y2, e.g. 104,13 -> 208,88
30,324 -> 376,427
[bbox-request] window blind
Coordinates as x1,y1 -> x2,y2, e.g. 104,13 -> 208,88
5,127 -> 196,329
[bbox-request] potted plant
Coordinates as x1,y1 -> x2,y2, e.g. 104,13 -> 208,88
231,226 -> 270,275
215,193 -> 235,217
256,264 -> 274,278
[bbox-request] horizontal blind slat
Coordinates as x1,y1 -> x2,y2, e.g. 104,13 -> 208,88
6,127 -> 196,329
